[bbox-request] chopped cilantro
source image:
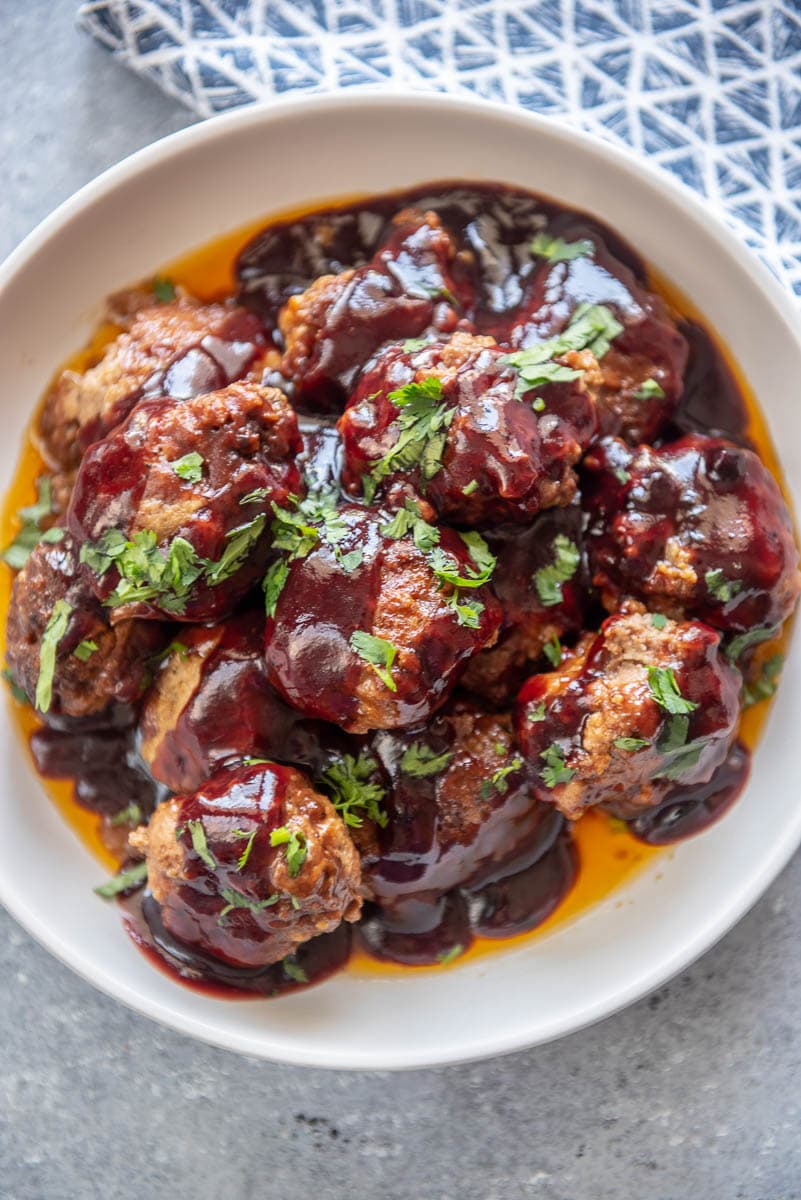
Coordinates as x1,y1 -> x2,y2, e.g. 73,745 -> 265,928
461,480 -> 479,496
350,631 -> 398,692
726,625 -> 778,663
480,755 -> 524,798
218,886 -> 279,919
283,957 -> 309,984
532,395 -> 546,412
400,742 -> 453,778
402,338 -> 429,353
534,534 -> 580,607
109,802 -> 143,828
613,467 -> 631,485
186,819 -> 216,871
171,451 -> 204,483
371,376 -> 454,484
650,613 -> 668,629
705,568 -> 743,604
73,639 -> 98,663
1,477 -> 63,570
379,500 -> 440,553
262,558 -> 290,617
500,303 -> 623,397
527,700 -> 547,723
204,514 -> 266,586
321,753 -> 388,828
35,599 -> 72,713
647,666 -> 698,715
543,635 -> 562,668
270,826 -> 308,876
2,668 -> 27,704
94,860 -> 148,898
613,737 -> 650,752
152,275 -> 176,302
530,233 -> 594,262
540,743 -> 576,788
633,378 -> 665,400
436,944 -> 464,966
231,827 -> 258,871
743,653 -> 784,707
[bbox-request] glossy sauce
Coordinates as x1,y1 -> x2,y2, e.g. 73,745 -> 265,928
0,181 -> 791,989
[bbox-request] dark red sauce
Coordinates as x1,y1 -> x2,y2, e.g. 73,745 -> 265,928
17,180 -> 773,997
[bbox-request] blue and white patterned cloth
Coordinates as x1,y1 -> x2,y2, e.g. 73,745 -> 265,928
78,0 -> 801,299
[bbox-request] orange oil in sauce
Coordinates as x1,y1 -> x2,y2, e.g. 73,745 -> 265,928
0,201 -> 791,969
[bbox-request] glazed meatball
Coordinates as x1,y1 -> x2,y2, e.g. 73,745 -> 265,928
338,331 -> 598,524
461,505 -> 588,703
516,605 -> 742,820
39,298 -> 265,468
130,761 -> 362,969
5,534 -> 163,721
497,226 -> 688,443
264,503 -> 501,733
357,701 -> 573,962
139,611 -> 299,794
582,434 -> 801,635
68,381 -> 302,623
278,209 -> 471,409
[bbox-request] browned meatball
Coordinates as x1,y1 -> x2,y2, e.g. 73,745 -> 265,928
264,503 -> 502,733
139,611 -> 298,794
497,225 -> 688,443
39,298 -> 266,468
582,434 -> 801,636
516,605 -> 742,820
338,331 -> 598,524
461,505 -> 588,704
278,209 -> 472,409
130,761 -> 362,969
67,381 -> 302,623
5,533 -> 163,720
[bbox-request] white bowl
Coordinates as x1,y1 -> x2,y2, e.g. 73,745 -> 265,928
1,93 -> 799,1070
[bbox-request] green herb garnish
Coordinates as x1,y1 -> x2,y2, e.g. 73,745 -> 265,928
402,338 -> 429,353
633,378 -> 665,400
480,755 -> 524,799
109,802 -> 144,828
534,534 -> 580,607
543,635 -> 563,668
436,944 -> 464,966
500,303 -> 623,397
218,887 -> 279,919
613,737 -> 650,752
705,569 -> 743,604
283,957 -> 309,983
94,861 -> 148,898
647,666 -> 698,715
726,625 -> 778,663
531,233 -> 594,262
152,275 -> 176,302
73,639 -> 99,663
2,668 -> 27,704
263,559 -> 290,617
350,631 -> 398,692
231,827 -> 258,871
613,467 -> 631,485
743,653 -> 784,707
527,700 -> 547,723
270,826 -> 308,876
371,376 -> 454,484
400,742 -> 453,778
1,477 -> 63,570
321,753 -> 388,828
186,819 -> 216,871
35,599 -> 72,712
171,451 -> 204,483
650,613 -> 668,629
461,480 -> 479,496
540,743 -> 576,788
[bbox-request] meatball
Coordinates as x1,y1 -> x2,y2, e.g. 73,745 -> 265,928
338,331 -> 598,524
497,225 -> 688,443
461,505 -> 588,703
278,209 -> 471,409
582,434 -> 801,635
68,381 -> 302,623
139,611 -> 299,794
129,761 -> 362,969
5,533 -> 163,721
39,298 -> 265,468
357,701 -> 572,962
264,503 -> 501,733
516,605 -> 742,820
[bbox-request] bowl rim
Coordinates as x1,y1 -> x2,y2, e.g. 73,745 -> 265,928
2,88 -> 801,1070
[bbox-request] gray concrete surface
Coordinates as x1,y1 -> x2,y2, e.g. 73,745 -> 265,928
1,4 -> 800,1197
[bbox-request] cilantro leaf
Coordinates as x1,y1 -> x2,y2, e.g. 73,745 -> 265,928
534,534 -> 580,607
282,957 -> 309,984
613,467 -> 631,485
371,376 -> 454,484
480,755 -> 524,798
462,480 -> 479,496
270,826 -> 307,876
540,743 -> 576,788
614,737 -> 650,752
650,613 -> 668,629
35,599 -> 72,713
263,558 -> 290,617
110,802 -> 144,828
436,944 -> 464,966
543,635 -> 562,668
500,303 -> 623,397
400,742 -> 453,778
171,451 -> 204,483
218,886 -> 279,919
743,653 -> 784,707
350,631 -> 398,692
2,668 -> 28,704
231,827 -> 258,871
527,700 -> 547,723
186,819 -> 216,871
647,666 -> 698,715
94,860 -> 148,898
531,233 -> 594,262
402,338 -> 429,352
726,625 -> 778,663
321,753 -> 388,828
705,569 -> 743,604
152,275 -> 176,302
1,477 -> 61,570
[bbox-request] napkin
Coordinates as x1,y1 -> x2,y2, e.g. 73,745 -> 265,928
78,0 -> 801,298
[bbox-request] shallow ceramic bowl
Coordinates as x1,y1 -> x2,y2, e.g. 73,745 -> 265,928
0,93 -> 799,1070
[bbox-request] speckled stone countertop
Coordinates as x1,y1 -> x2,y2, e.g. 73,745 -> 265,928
1,6 -> 800,1197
